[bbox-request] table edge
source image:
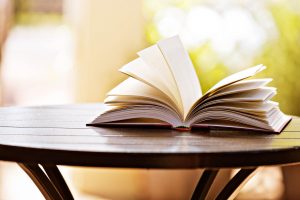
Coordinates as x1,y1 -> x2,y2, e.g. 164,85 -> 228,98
1,144 -> 300,168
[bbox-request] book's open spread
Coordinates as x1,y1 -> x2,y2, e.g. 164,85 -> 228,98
89,36 -> 291,133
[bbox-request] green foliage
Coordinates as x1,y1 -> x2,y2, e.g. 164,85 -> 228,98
189,44 -> 229,93
14,0 -> 62,25
145,22 -> 160,45
255,4 -> 300,115
15,13 -> 62,25
145,1 -> 300,115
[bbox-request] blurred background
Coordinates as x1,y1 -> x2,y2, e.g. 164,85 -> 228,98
0,0 -> 299,199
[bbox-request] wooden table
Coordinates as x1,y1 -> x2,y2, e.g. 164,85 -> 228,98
0,104 -> 299,200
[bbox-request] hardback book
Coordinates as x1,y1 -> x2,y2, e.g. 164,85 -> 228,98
89,36 -> 291,133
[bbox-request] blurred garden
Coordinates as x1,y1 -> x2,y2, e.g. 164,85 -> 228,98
145,0 -> 300,115
2,0 -> 300,115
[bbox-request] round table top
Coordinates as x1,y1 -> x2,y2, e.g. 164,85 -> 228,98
0,103 -> 299,169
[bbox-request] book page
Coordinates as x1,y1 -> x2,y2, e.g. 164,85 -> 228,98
207,64 -> 266,94
203,101 -> 277,114
213,79 -> 272,96
105,95 -> 180,115
187,87 -> 277,120
91,104 -> 182,127
190,110 -> 273,130
202,79 -> 273,103
191,108 -> 291,133
158,36 -> 202,118
119,58 -> 169,97
192,120 -> 267,131
137,45 -> 182,111
120,55 -> 183,116
107,77 -> 176,109
202,88 -> 277,106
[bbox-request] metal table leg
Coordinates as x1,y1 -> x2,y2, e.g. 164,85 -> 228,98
19,163 -> 74,200
19,163 -> 256,200
191,168 -> 257,200
216,168 -> 257,200
191,169 -> 219,200
42,164 -> 74,200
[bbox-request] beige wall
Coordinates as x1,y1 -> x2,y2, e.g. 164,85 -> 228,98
65,0 -> 146,102
0,0 -> 13,60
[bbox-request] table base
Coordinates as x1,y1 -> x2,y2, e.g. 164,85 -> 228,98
18,163 -> 257,200
18,163 -> 73,200
191,168 -> 257,200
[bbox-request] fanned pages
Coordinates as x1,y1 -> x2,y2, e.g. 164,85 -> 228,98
89,36 -> 291,133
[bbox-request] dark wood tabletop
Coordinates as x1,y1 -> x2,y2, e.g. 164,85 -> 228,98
1,103 -> 299,200
0,103 -> 299,169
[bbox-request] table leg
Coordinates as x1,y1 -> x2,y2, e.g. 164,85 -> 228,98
191,168 -> 257,200
191,169 -> 219,200
18,163 -> 74,200
42,164 -> 74,200
215,168 -> 257,200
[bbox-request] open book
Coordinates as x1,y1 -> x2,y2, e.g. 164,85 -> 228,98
89,36 -> 291,133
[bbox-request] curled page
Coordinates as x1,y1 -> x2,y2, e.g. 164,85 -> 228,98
158,36 -> 202,118
207,64 -> 266,94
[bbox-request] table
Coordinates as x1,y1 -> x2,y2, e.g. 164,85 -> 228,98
0,104 -> 299,200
